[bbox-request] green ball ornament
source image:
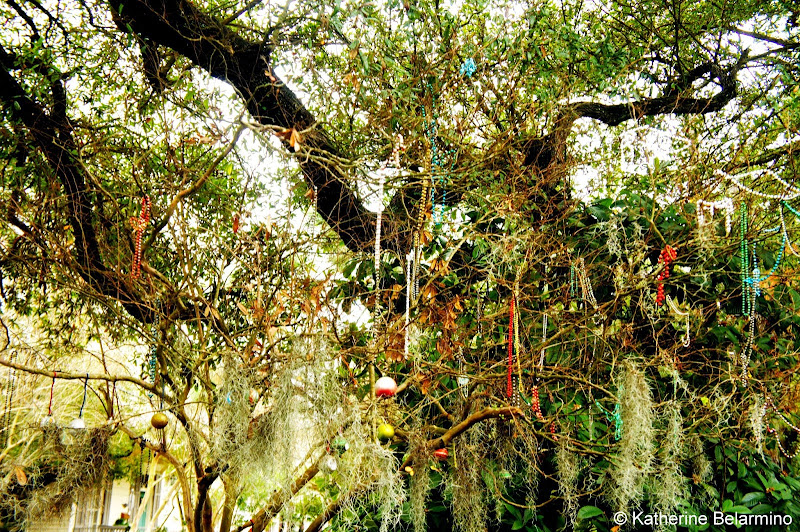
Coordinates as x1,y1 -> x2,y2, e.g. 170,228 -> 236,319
377,423 -> 395,441
332,435 -> 349,454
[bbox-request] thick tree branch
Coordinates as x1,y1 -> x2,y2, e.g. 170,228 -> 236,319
425,406 -> 523,450
110,0 -> 405,254
522,58 -> 742,170
235,454 -> 322,532
0,44 -> 153,321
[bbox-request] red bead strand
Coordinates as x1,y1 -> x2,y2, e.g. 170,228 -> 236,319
531,384 -> 544,420
132,196 -> 151,279
656,245 -> 677,306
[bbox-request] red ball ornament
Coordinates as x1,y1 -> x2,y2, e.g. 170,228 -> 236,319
375,376 -> 397,398
433,448 -> 449,460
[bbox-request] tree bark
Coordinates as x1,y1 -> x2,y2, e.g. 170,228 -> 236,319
109,0 -> 404,255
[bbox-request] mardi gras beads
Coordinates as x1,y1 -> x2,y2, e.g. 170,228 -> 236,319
131,196 -> 151,279
655,245 -> 677,306
506,295 -> 515,400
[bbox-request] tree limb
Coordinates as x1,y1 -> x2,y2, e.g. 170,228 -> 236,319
0,355 -> 160,397
235,454 -> 323,532
522,57 -> 743,170
110,0 -> 405,255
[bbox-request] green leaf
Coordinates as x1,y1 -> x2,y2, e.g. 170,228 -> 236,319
741,492 -> 765,506
577,506 -> 604,519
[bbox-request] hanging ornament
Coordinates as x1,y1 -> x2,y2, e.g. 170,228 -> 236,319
377,422 -> 395,441
69,374 -> 89,430
375,376 -> 398,398
433,448 -> 449,460
131,195 -> 151,279
139,439 -> 150,489
655,245 -> 677,306
459,58 -> 477,77
596,400 -> 622,441
331,435 -> 349,454
323,454 -> 339,472
40,372 -> 57,429
150,412 -> 168,429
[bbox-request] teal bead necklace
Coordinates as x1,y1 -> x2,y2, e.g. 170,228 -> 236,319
423,82 -> 455,227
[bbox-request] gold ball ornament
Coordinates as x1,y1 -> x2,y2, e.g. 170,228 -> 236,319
151,412 -> 169,429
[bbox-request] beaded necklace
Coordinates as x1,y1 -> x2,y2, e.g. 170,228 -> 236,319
456,347 -> 469,399
373,137 -> 404,301
764,397 -> 800,459
132,196 -> 151,279
374,174 -> 385,297
506,295 -> 516,401
1,350 -> 17,450
405,253 -> 411,361
531,314 -> 547,421
740,204 -> 751,316
655,245 -> 677,307
411,179 -> 430,301
569,263 -> 579,302
423,83 -> 455,228
740,312 -> 756,387
779,204 -> 800,257
513,289 -> 521,405
740,205 -> 787,320
148,310 -> 159,400
717,168 -> 800,201
576,258 -> 597,309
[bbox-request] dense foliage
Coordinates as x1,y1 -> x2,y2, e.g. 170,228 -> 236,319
1,0 -> 800,531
